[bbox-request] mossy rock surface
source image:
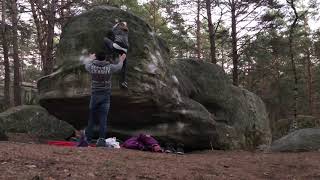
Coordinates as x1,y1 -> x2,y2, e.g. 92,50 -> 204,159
0,105 -> 75,140
38,6 -> 270,150
271,128 -> 320,152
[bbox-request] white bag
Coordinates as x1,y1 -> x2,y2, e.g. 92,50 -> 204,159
105,137 -> 120,149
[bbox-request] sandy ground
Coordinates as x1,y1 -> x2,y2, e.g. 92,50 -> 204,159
0,135 -> 320,180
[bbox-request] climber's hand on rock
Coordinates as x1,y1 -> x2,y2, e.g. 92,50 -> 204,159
119,54 -> 126,62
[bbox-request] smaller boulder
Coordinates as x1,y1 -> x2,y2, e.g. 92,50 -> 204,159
273,115 -> 320,140
0,105 -> 75,140
271,128 -> 320,152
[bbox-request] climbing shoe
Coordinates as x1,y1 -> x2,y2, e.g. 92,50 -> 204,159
176,143 -> 185,155
164,143 -> 176,153
96,138 -> 107,147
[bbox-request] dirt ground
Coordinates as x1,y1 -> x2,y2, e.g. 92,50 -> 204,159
0,134 -> 320,180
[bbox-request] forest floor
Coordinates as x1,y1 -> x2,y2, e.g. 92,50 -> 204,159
0,133 -> 320,180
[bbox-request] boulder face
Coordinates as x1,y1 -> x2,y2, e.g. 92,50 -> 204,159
0,105 -> 75,140
37,6 -> 271,150
271,128 -> 320,152
172,59 -> 271,149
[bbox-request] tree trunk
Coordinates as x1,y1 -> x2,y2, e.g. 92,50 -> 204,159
221,44 -> 225,71
196,0 -> 201,60
306,48 -> 313,115
67,0 -> 72,15
288,0 -> 299,131
205,0 -> 216,64
30,0 -> 46,75
152,0 -> 157,32
60,0 -> 65,27
303,17 -> 313,115
231,1 -> 238,86
10,0 -> 21,106
1,0 -> 10,105
59,0 -> 71,27
44,0 -> 56,75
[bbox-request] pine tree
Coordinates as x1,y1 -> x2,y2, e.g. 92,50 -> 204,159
10,0 -> 21,106
1,0 -> 10,106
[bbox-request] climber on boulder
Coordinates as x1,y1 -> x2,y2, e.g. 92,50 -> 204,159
104,21 -> 129,89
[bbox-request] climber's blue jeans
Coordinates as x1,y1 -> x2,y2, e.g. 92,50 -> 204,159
85,90 -> 111,142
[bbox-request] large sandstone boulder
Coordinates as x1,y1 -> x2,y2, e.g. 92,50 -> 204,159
272,115 -> 320,140
37,6 -> 271,150
271,128 -> 320,152
0,105 -> 75,140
